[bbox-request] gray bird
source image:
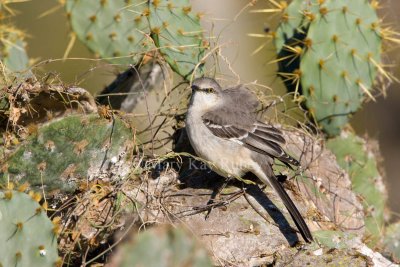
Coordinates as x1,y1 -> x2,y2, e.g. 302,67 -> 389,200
186,77 -> 313,242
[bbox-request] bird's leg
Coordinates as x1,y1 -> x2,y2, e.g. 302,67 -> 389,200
204,175 -> 233,220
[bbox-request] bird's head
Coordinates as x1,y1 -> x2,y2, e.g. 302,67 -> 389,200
190,77 -> 222,109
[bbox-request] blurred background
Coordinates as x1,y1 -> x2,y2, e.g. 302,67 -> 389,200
10,0 -> 400,215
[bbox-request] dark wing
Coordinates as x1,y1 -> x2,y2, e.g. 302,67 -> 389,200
202,110 -> 300,167
244,121 -> 300,167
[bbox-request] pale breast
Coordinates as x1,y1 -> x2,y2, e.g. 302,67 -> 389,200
186,110 -> 252,177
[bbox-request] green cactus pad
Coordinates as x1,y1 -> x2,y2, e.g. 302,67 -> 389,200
110,226 -> 212,267
383,221 -> 400,262
274,0 -> 317,53
0,28 -> 29,72
313,230 -> 357,249
148,0 -> 205,79
2,114 -> 134,193
326,132 -> 386,246
0,190 -> 59,267
275,0 -> 382,136
65,0 -> 153,65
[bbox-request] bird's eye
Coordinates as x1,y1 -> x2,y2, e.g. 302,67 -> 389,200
206,88 -> 215,93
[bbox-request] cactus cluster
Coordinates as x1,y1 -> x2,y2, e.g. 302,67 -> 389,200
0,188 -> 59,267
65,0 -> 153,66
65,0 -> 205,79
274,0 -> 382,136
2,114 -> 134,193
0,1 -> 396,265
109,226 -> 213,267
148,0 -> 205,79
326,131 -> 386,246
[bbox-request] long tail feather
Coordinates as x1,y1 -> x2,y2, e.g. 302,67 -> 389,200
257,161 -> 313,242
268,175 -> 313,242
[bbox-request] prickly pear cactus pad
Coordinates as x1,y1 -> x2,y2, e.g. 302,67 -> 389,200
274,0 -> 317,53
0,28 -> 29,72
148,0 -> 206,79
109,226 -> 213,267
275,0 -> 382,136
326,131 -> 386,247
0,189 -> 59,267
383,221 -> 400,262
65,0 -> 153,65
2,114 -> 135,193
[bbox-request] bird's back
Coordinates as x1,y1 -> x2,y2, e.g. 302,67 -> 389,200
222,85 -> 259,113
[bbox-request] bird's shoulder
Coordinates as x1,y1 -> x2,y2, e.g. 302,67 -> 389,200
222,84 -> 259,110
202,102 -> 255,130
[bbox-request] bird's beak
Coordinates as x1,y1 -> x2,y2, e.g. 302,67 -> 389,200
191,85 -> 199,91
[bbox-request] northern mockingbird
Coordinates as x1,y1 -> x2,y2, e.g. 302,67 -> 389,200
185,77 -> 313,242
